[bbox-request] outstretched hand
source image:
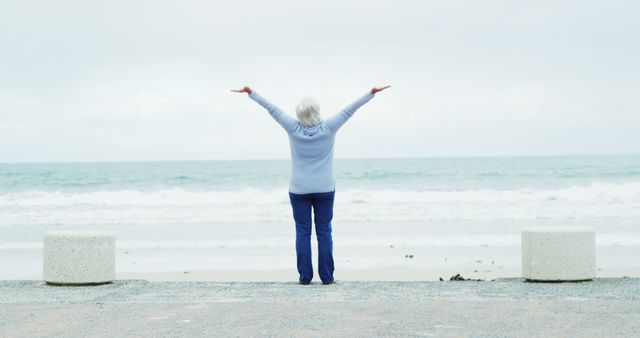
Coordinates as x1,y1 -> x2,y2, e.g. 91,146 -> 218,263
371,85 -> 391,95
230,86 -> 253,94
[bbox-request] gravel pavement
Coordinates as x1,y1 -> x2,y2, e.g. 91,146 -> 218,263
1,278 -> 640,337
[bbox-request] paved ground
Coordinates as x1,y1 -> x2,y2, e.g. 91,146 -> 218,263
1,278 -> 640,337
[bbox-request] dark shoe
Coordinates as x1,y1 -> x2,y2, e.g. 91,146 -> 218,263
299,280 -> 311,285
322,280 -> 335,285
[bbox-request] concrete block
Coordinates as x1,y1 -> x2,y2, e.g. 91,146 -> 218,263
521,227 -> 595,282
43,231 -> 115,285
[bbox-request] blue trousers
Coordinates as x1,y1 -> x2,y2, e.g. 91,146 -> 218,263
288,190 -> 335,284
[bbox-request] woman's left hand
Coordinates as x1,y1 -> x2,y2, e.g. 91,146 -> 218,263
230,86 -> 253,94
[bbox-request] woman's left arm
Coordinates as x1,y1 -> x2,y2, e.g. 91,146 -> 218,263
231,86 -> 298,133
324,85 -> 391,133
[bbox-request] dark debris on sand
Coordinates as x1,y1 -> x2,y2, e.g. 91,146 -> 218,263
444,273 -> 484,282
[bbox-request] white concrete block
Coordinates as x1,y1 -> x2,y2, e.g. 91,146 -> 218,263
43,231 -> 115,285
521,227 -> 595,282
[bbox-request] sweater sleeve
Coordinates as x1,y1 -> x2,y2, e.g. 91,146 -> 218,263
324,91 -> 375,133
249,91 -> 299,133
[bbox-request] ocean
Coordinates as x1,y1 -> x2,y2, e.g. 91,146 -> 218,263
1,156 -> 640,277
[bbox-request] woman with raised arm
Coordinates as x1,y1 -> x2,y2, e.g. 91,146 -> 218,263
231,85 -> 391,285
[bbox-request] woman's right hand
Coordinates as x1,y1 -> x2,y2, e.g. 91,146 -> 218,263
371,85 -> 391,95
230,86 -> 253,94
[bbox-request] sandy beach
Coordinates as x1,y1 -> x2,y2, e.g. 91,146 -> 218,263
114,242 -> 640,282
116,265 -> 640,283
4,244 -> 640,283
116,266 -> 521,282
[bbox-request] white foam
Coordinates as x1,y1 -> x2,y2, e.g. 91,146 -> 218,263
1,182 -> 639,225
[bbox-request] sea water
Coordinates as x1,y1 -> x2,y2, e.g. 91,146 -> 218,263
1,156 -> 639,276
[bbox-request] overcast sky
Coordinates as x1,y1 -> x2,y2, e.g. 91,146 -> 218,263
1,0 -> 639,162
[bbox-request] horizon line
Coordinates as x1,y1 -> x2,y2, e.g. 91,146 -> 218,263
1,153 -> 639,165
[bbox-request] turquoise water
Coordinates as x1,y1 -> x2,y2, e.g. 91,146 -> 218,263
1,156 -> 640,251
2,156 -> 639,192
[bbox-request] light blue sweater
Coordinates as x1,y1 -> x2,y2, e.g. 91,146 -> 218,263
249,90 -> 375,194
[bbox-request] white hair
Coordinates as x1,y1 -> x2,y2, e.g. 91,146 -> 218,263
295,97 -> 321,127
